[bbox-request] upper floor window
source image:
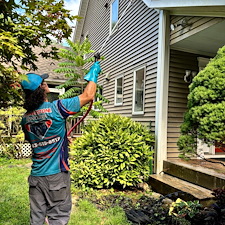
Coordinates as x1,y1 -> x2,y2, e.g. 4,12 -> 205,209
132,67 -> 145,114
115,75 -> 123,105
110,0 -> 119,33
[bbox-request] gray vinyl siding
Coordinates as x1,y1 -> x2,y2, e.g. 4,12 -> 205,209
167,50 -> 199,158
170,16 -> 224,45
78,0 -> 160,129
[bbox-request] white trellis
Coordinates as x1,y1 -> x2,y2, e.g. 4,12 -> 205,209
0,143 -> 32,158
21,143 -> 32,157
1,114 -> 83,158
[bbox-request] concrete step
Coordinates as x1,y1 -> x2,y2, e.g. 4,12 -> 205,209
163,160 -> 225,190
149,173 -> 215,206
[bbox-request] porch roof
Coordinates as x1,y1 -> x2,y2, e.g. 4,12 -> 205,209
142,0 -> 225,17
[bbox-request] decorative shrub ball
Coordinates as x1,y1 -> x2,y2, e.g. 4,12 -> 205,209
69,113 -> 155,189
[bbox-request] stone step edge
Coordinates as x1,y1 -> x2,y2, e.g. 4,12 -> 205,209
165,160 -> 225,180
149,173 -> 214,200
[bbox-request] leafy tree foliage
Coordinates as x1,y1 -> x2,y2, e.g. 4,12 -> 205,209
0,0 -> 80,108
0,107 -> 25,158
55,39 -> 109,118
178,45 -> 225,157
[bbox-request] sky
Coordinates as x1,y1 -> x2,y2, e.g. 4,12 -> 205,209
64,0 -> 81,17
64,0 -> 81,43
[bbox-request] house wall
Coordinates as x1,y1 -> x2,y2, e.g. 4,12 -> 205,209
167,49 -> 199,158
170,16 -> 224,45
78,0 -> 160,129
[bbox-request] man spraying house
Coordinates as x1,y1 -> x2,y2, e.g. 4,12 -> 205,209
20,61 -> 101,225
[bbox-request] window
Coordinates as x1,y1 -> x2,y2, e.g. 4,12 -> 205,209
132,67 -> 145,114
48,88 -> 65,102
110,0 -> 119,33
115,76 -> 123,105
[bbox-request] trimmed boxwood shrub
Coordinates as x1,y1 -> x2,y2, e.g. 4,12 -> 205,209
69,113 -> 155,189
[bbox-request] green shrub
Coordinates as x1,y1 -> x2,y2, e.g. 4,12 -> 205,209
169,198 -> 202,219
177,135 -> 197,158
0,107 -> 25,159
178,45 -> 225,157
69,113 -> 155,189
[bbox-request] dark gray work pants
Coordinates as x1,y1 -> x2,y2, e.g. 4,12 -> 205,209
28,172 -> 72,225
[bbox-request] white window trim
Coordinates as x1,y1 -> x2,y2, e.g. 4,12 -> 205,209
114,75 -> 123,106
49,87 -> 65,96
110,0 -> 119,34
132,66 -> 146,115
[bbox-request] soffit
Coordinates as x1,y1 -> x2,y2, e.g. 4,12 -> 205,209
142,0 -> 225,17
164,6 -> 225,17
171,20 -> 225,56
142,0 -> 225,8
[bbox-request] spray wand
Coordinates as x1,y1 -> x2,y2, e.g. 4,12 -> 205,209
67,53 -> 101,137
67,0 -> 135,137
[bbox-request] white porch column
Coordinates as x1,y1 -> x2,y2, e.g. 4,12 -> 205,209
154,10 -> 170,174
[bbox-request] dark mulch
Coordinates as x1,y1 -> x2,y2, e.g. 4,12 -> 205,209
80,187 -> 225,225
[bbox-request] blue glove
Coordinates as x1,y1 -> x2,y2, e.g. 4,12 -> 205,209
84,61 -> 101,83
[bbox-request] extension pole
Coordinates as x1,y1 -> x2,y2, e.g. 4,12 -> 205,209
98,0 -> 135,54
67,0 -> 135,137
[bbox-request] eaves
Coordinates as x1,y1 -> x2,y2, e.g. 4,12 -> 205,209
73,0 -> 89,42
142,0 -> 225,17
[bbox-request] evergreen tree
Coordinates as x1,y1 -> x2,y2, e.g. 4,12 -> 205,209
178,45 -> 225,157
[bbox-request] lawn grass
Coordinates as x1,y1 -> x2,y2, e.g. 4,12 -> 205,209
0,158 -> 130,225
69,199 -> 129,225
0,158 -> 31,225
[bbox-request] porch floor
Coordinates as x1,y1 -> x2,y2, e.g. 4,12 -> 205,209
168,158 -> 225,176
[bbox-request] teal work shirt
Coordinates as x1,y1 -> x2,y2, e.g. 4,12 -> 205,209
21,97 -> 80,176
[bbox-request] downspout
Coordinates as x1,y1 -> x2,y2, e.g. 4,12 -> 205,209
154,10 -> 170,174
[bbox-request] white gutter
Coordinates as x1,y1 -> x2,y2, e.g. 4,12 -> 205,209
155,10 -> 170,174
142,0 -> 225,8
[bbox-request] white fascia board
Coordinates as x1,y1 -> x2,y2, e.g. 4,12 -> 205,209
142,0 -> 225,8
73,0 -> 89,42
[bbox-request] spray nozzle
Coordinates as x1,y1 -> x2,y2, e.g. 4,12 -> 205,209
94,52 -> 101,62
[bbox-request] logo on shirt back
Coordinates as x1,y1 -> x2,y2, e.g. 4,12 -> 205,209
25,120 -> 52,139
